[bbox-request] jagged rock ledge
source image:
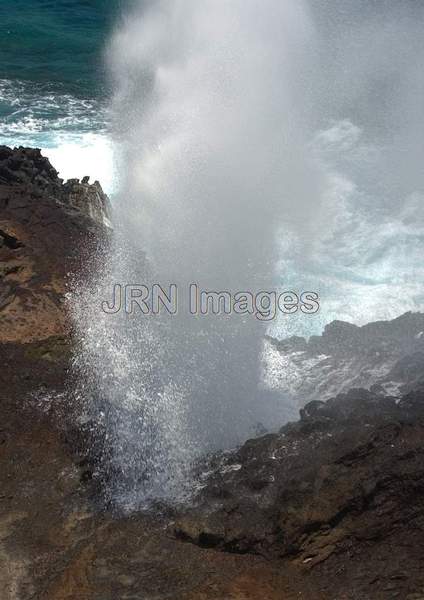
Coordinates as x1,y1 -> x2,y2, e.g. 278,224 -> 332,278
264,311 -> 424,404
0,145 -> 111,226
0,146 -> 111,345
175,386 -> 424,596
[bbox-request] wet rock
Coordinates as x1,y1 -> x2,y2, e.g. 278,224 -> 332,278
175,387 -> 424,598
264,311 -> 424,405
62,177 -> 112,226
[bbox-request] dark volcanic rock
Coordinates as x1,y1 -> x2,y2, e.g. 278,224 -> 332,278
175,388 -> 424,597
0,146 -> 110,225
62,176 -> 112,225
0,146 -> 110,344
264,311 -> 424,405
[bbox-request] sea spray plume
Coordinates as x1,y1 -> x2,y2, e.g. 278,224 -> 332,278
72,0 -> 326,508
70,248 -> 197,508
69,0 -> 424,507
108,0 -> 324,281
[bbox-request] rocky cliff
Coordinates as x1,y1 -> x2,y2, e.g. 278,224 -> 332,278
264,311 -> 424,405
1,147 -> 424,600
0,146 -> 110,345
176,387 -> 424,597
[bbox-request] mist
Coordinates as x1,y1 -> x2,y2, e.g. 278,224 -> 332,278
108,0 -> 327,283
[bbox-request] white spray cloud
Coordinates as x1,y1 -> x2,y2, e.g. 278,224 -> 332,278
108,0 -> 327,287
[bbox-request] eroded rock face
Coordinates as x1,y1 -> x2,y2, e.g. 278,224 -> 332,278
175,388 -> 424,597
264,311 -> 424,405
0,146 -> 109,344
62,177 -> 112,227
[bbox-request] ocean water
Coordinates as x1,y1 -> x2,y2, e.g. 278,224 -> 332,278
0,0 -> 120,192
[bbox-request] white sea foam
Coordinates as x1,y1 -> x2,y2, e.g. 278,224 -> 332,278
0,78 -> 117,194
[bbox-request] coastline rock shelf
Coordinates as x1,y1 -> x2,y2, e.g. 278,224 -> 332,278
1,147 -> 424,599
264,312 -> 424,405
176,389 -> 424,578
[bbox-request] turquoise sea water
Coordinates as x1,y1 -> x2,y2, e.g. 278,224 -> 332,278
0,0 -> 122,190
0,0 -> 116,93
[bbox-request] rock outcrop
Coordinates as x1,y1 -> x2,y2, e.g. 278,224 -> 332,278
0,146 -> 109,344
264,311 -> 424,405
62,176 -> 112,227
175,387 -> 424,597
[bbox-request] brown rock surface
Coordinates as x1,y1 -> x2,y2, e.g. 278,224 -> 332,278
0,145 -> 108,344
176,389 -> 424,598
